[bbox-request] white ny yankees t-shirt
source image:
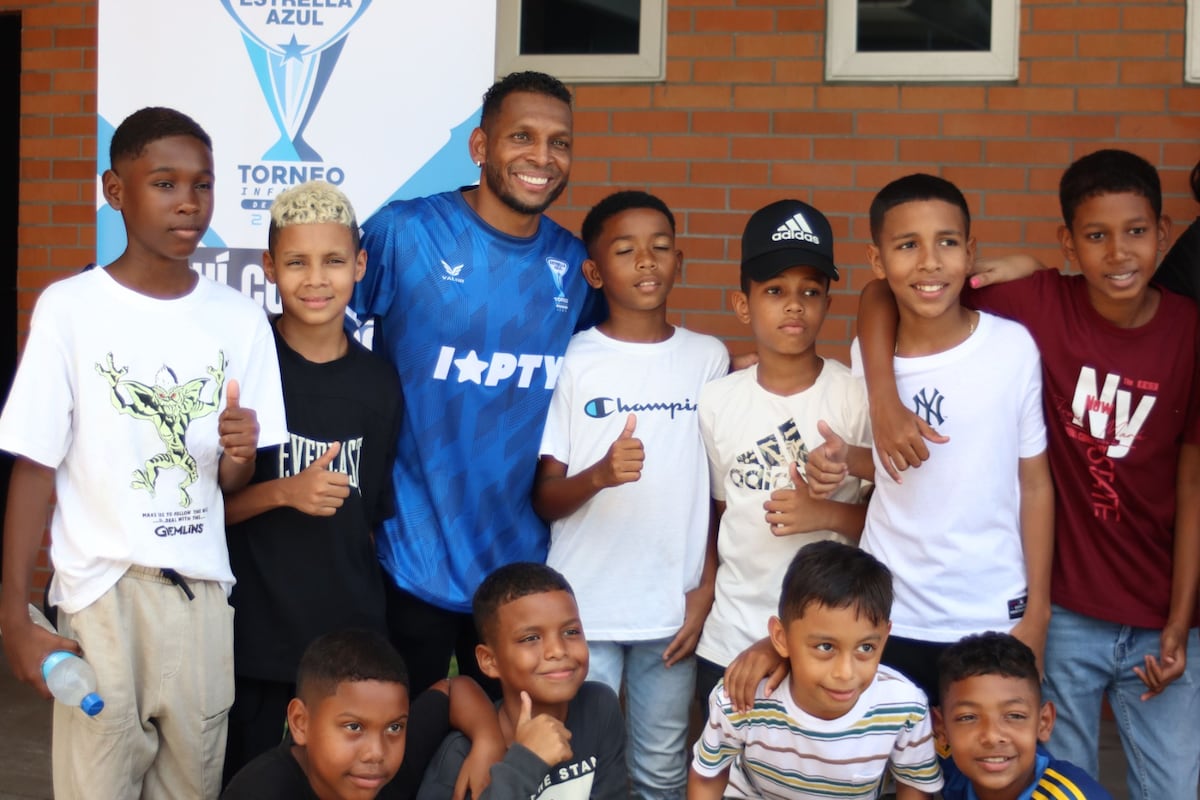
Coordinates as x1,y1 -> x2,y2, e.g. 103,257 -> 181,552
852,311 -> 1046,643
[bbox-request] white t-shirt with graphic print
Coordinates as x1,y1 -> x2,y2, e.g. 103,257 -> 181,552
540,326 -> 728,641
696,360 -> 870,668
0,268 -> 287,613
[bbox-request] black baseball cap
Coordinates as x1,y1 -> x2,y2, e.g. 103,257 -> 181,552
740,199 -> 839,283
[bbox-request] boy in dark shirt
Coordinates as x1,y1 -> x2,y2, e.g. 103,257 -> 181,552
223,181 -> 403,779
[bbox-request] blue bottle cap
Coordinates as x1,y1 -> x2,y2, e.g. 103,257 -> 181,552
40,650 -> 72,680
80,693 -> 104,717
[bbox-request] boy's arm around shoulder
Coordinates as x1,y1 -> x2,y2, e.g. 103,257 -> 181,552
0,458 -> 81,698
857,280 -> 948,483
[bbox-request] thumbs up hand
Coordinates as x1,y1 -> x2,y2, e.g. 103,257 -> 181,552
590,413 -> 644,489
283,441 -> 351,517
513,691 -> 573,766
762,461 -> 824,536
805,420 -> 849,500
219,379 -> 260,465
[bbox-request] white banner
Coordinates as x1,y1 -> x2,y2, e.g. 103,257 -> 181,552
97,0 -> 495,309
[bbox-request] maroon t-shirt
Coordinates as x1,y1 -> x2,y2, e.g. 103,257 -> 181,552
969,270 -> 1200,629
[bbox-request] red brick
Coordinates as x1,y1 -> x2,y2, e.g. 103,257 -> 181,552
692,59 -> 773,84
650,135 -> 730,160
942,166 -> 1029,192
54,27 -> 95,48
668,286 -> 727,311
855,113 -> 939,137
1077,87 -> 1166,112
24,138 -> 82,159
729,188 -> 813,213
610,159 -> 690,185
734,33 -> 817,58
986,140 -> 1073,165
684,312 -> 748,340
900,139 -> 982,164
665,60 -> 692,84
776,9 -> 824,32
732,136 -> 811,161
692,111 -> 770,134
1032,6 -> 1121,30
692,161 -> 769,186
667,34 -> 733,58
53,70 -> 94,93
573,135 -> 650,159
900,86 -> 986,111
774,162 -> 854,188
25,4 -> 86,26
1079,33 -> 1167,59
52,114 -> 95,137
1119,115 -> 1200,141
611,111 -> 689,134
695,10 -> 775,33
1120,60 -> 1181,85
25,48 -> 85,71
856,164 -> 933,192
573,86 -> 652,109
774,112 -> 854,136
656,186 -> 727,213
987,87 -> 1076,112
773,60 -> 824,84
568,160 -> 609,184
51,203 -> 93,225
815,86 -> 899,111
652,84 -> 730,109
972,219 -> 1024,245
51,159 -> 93,180
1120,6 -> 1184,30
1020,33 -> 1077,58
1029,114 -> 1119,138
1167,89 -> 1200,113
812,138 -> 896,163
684,261 -> 737,287
1030,60 -> 1121,86
733,85 -> 813,110
984,193 -> 1061,220
678,238 -> 729,265
23,93 -> 83,115
942,113 -> 1027,138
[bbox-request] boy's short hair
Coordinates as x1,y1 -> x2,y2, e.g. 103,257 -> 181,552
480,71 -> 572,130
937,632 -> 1040,702
869,173 -> 971,245
296,630 -> 409,704
778,541 -> 892,627
740,199 -> 838,293
473,562 -> 574,644
580,190 -> 676,252
110,106 -> 211,167
268,180 -> 361,254
1059,149 -> 1162,228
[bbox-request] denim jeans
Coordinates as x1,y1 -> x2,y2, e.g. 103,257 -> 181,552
588,638 -> 695,800
1043,604 -> 1200,800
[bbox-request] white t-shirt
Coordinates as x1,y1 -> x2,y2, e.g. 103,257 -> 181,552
693,666 -> 943,798
541,326 -> 728,640
852,312 -> 1047,642
695,361 -> 870,667
0,268 -> 288,613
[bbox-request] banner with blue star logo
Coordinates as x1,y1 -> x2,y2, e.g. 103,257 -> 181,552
97,1 -> 493,311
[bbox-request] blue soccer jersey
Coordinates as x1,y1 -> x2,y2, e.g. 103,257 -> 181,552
353,189 -> 599,611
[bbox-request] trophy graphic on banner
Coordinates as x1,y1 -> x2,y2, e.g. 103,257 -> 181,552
219,0 -> 373,161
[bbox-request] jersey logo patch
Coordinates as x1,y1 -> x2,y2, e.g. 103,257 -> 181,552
440,259 -> 465,283
547,257 -> 570,312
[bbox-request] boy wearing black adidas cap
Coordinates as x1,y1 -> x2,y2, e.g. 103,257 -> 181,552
693,199 -> 872,707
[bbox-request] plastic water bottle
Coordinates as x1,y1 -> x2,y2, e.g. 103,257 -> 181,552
26,604 -> 105,716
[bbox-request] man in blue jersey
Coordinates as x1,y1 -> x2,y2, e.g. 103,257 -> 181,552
352,71 -> 600,694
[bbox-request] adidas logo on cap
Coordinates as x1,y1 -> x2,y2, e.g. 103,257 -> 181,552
771,212 -> 821,245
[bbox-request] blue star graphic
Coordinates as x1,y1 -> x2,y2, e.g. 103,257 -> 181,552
454,350 -> 488,384
278,35 -> 307,62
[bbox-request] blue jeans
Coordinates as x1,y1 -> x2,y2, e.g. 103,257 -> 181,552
1043,605 -> 1200,800
588,638 -> 695,800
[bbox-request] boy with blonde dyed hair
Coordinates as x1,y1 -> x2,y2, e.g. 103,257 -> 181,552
223,181 -> 404,781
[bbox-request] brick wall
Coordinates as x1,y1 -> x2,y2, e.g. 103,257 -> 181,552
6,1 -> 1200,598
